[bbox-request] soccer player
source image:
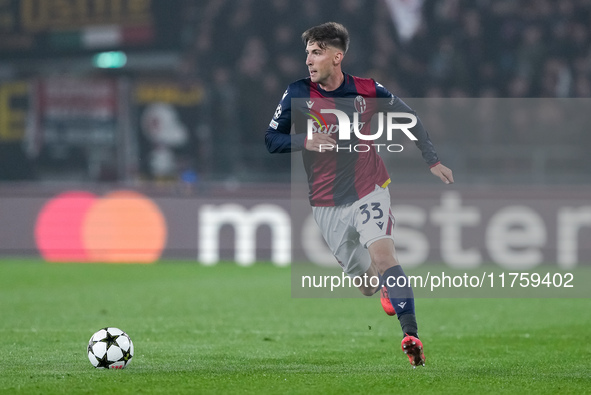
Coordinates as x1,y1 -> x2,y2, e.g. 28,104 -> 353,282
265,22 -> 453,367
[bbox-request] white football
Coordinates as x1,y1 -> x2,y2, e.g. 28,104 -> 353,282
87,327 -> 134,369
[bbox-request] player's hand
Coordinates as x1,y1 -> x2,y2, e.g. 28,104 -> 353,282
430,163 -> 454,184
305,133 -> 337,152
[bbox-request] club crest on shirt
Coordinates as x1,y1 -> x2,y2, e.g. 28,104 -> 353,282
354,95 -> 366,114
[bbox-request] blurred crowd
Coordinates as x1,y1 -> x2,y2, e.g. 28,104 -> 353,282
2,0 -> 590,183
174,0 -> 591,180
184,0 -> 591,98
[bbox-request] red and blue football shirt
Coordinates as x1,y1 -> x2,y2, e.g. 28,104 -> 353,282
265,73 -> 439,206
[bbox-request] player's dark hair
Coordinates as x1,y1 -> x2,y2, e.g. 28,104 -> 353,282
302,22 -> 349,53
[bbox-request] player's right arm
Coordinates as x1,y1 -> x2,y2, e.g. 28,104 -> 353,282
265,87 -> 305,153
265,85 -> 335,153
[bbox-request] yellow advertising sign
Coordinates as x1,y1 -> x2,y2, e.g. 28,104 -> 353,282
0,81 -> 28,142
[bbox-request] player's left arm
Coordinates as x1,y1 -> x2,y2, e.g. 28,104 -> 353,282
429,162 -> 454,185
375,81 -> 454,184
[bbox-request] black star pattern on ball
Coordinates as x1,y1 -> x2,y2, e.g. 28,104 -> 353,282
95,351 -> 112,369
100,331 -> 120,349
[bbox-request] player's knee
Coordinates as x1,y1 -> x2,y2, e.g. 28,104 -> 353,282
358,286 -> 377,297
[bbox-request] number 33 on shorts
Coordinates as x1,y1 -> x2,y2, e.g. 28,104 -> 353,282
356,195 -> 395,245
359,202 -> 383,225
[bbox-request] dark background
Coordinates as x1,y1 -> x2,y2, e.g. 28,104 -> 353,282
0,0 -> 590,186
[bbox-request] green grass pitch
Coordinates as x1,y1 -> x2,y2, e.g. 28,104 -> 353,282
0,260 -> 590,394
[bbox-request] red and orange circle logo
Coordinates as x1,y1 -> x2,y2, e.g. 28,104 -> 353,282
35,190 -> 167,263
